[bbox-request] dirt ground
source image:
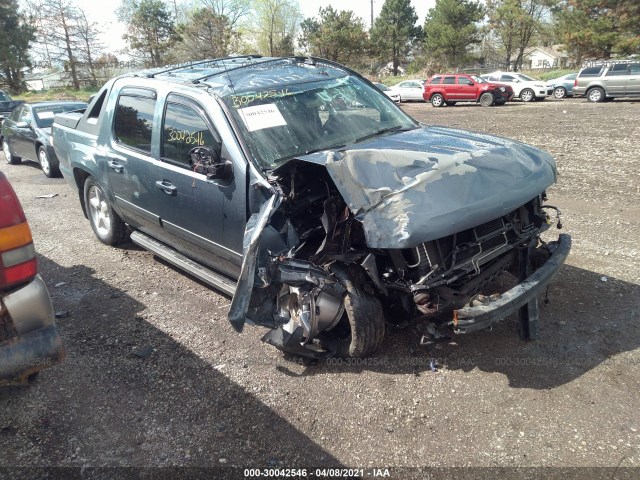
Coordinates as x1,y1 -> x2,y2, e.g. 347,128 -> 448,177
0,97 -> 639,479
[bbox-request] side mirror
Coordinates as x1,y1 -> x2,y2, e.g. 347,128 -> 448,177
189,146 -> 233,182
15,121 -> 30,129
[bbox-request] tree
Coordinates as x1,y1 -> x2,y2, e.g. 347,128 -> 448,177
299,7 -> 368,66
75,8 -> 103,85
253,0 -> 301,56
0,0 -> 35,92
423,0 -> 484,70
486,0 -> 552,71
200,0 -> 252,29
555,0 -> 640,64
370,0 -> 421,76
118,0 -> 178,68
174,7 -> 236,60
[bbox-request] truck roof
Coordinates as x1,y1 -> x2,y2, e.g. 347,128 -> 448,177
120,56 -> 355,98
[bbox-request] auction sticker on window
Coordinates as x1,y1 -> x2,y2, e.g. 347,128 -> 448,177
238,103 -> 287,132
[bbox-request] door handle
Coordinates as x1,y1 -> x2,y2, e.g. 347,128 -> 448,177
155,180 -> 177,195
107,160 -> 124,173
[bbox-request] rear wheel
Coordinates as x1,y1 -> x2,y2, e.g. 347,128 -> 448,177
520,88 -> 535,102
2,138 -> 21,165
479,92 -> 494,107
587,87 -> 605,103
431,93 -> 444,107
84,176 -> 127,246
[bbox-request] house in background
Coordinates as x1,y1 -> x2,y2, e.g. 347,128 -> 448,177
23,70 -> 68,91
516,46 -> 571,70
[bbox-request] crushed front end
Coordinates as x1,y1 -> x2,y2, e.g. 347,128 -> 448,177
228,127 -> 571,358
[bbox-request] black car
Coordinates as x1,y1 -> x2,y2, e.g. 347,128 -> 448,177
1,101 -> 86,177
0,90 -> 24,126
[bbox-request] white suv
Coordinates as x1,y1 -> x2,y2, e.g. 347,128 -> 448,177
481,71 -> 554,102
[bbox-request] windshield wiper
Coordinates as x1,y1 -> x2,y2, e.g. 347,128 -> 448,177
355,125 -> 416,144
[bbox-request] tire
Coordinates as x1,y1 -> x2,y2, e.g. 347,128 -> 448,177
479,92 -> 494,107
553,87 -> 567,99
38,146 -> 59,178
587,87 -> 605,103
326,264 -> 385,358
83,176 -> 127,246
431,93 -> 444,107
2,138 -> 21,165
520,88 -> 535,102
445,101 -> 457,106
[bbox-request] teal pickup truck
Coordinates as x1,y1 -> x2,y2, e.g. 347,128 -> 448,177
51,56 -> 570,359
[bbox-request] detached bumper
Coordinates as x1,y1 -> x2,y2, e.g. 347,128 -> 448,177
454,234 -> 571,333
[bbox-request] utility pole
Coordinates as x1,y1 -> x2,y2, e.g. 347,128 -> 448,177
370,0 -> 374,29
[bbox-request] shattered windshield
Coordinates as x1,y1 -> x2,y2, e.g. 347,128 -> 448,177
223,76 -> 417,169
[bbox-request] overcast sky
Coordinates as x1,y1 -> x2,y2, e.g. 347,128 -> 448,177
73,0 -> 436,56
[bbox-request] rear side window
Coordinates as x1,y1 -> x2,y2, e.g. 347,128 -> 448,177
579,66 -> 604,77
606,64 -> 630,76
442,76 -> 456,84
429,76 -> 442,85
114,89 -> 157,153
161,100 -> 220,167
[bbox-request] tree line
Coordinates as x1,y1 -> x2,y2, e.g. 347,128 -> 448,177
1,0 -> 639,92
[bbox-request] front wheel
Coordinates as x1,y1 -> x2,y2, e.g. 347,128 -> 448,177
554,87 -> 567,99
431,93 -> 444,107
38,146 -> 59,178
2,138 -> 21,165
479,92 -> 494,107
84,176 -> 127,246
520,88 -> 535,102
322,264 -> 386,358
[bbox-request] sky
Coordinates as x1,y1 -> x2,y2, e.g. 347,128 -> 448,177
64,0 -> 437,57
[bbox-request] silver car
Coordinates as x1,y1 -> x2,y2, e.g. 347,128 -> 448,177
573,61 -> 640,102
389,79 -> 425,102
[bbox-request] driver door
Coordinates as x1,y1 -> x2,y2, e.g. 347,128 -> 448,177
152,94 -> 246,277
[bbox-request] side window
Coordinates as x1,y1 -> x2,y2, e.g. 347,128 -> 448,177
430,76 -> 442,84
459,77 -> 474,85
579,66 -> 604,77
501,74 -> 516,82
606,64 -> 629,76
442,76 -> 456,84
11,106 -> 25,121
630,63 -> 640,74
114,89 -> 157,153
161,100 -> 220,167
19,107 -> 32,124
488,74 -> 499,82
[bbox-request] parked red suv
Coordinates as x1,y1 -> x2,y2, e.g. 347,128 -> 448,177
423,74 -> 514,107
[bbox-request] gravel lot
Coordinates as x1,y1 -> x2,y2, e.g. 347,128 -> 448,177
0,97 -> 639,478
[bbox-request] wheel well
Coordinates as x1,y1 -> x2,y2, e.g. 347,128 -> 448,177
73,168 -> 91,218
35,142 -> 43,157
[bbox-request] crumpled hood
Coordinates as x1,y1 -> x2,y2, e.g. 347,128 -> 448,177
294,125 -> 557,249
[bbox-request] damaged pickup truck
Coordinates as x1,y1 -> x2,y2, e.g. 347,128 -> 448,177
52,56 -> 571,358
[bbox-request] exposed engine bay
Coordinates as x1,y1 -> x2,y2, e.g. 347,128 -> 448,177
228,160 -> 570,359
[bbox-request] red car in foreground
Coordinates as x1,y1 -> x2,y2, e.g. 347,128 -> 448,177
423,74 -> 514,107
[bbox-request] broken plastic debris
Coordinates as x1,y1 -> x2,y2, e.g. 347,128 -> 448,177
54,310 -> 69,318
601,276 -> 608,282
35,193 -> 58,199
429,358 -> 438,372
54,282 -> 66,287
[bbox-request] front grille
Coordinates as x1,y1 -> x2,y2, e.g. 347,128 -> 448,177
402,199 -> 542,286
